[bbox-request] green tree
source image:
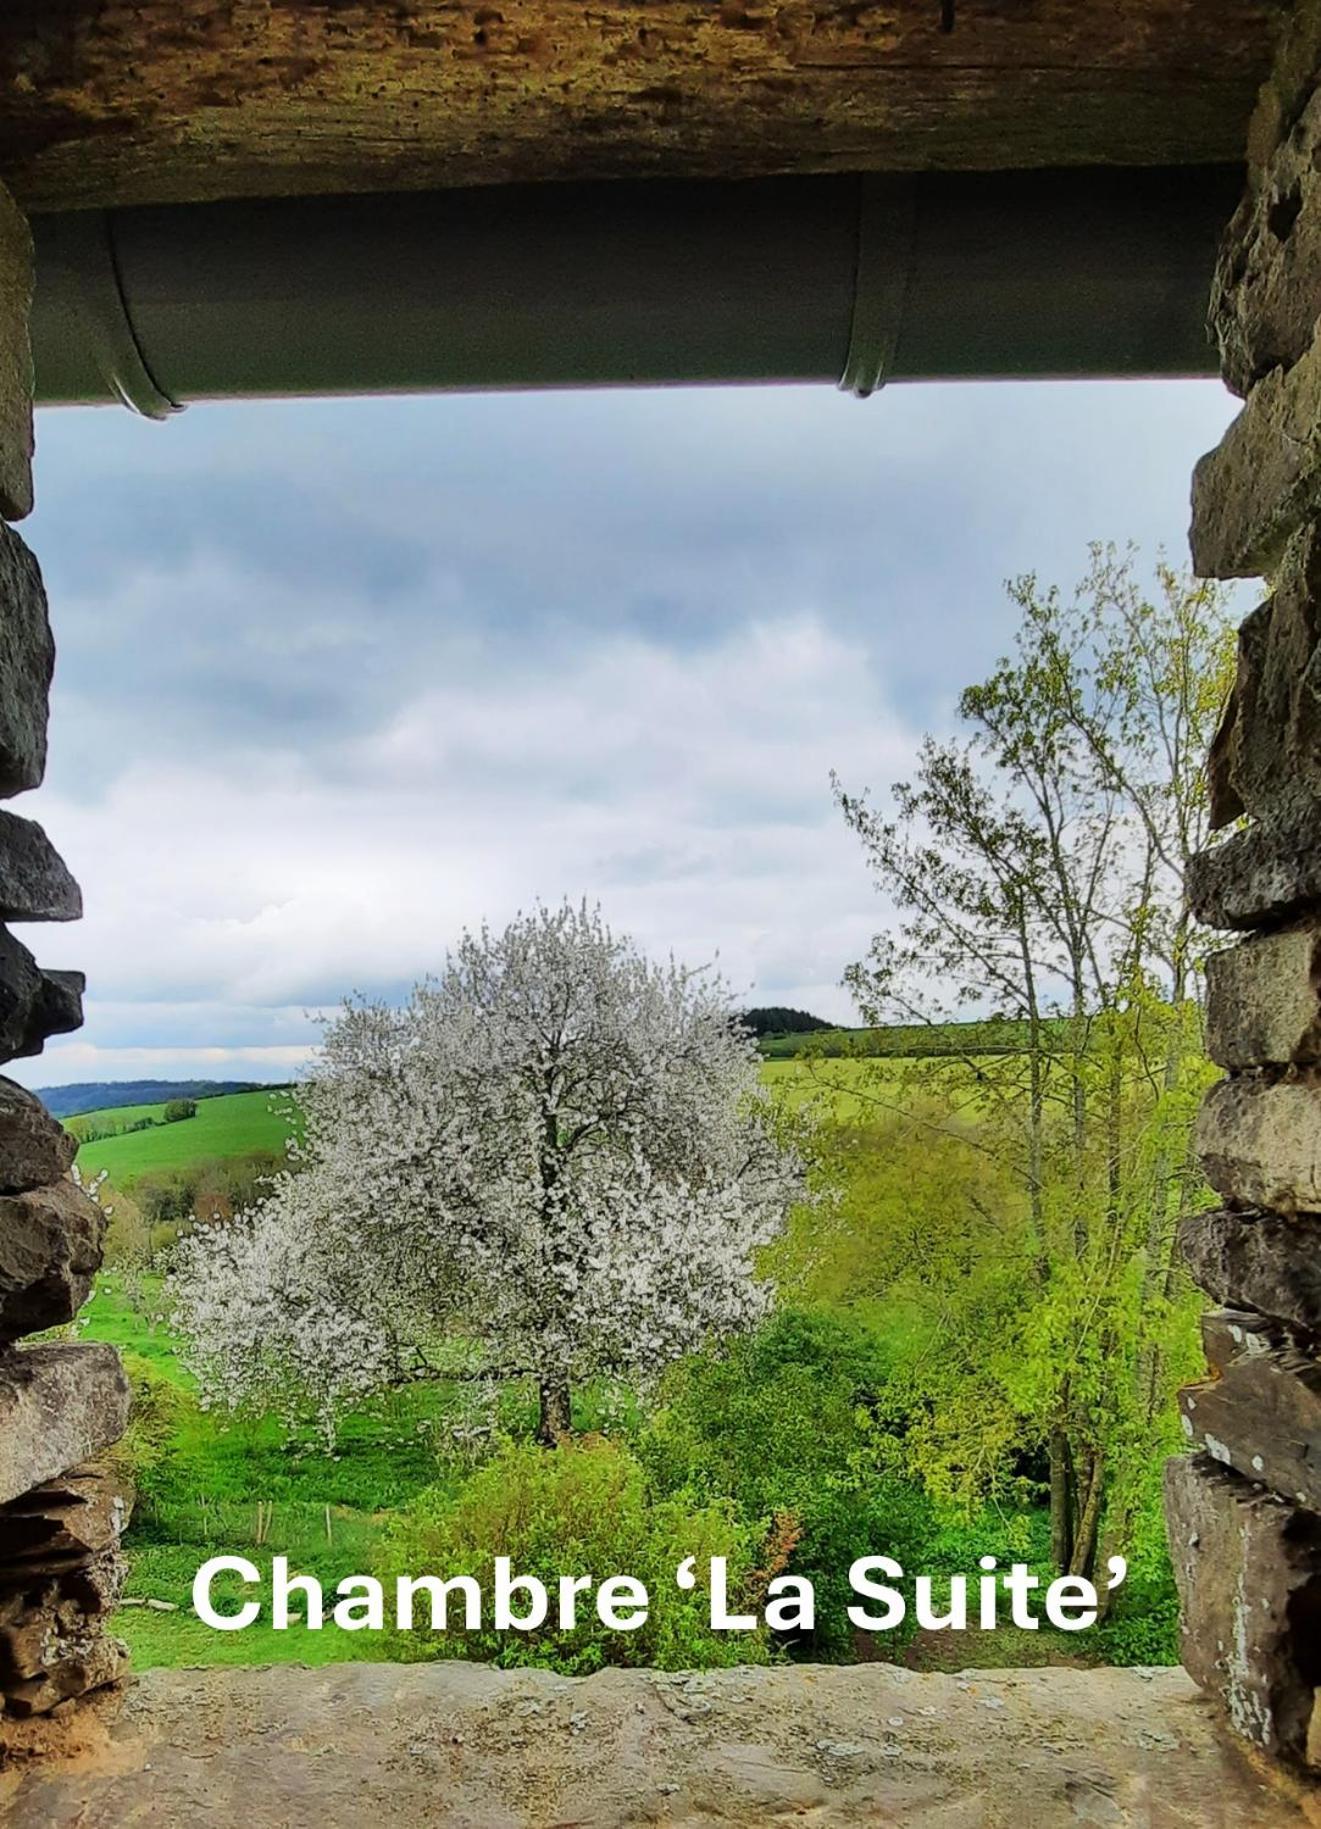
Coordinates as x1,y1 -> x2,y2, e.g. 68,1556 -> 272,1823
832,548 -> 1236,1580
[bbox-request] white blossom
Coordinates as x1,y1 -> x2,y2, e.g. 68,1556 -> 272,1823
170,901 -> 811,1438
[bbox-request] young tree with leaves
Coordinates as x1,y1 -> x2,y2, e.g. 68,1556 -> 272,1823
833,548 -> 1236,1579
171,902 -> 809,1445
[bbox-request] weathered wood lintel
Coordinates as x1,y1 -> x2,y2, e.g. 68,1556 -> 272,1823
0,1 -> 1281,214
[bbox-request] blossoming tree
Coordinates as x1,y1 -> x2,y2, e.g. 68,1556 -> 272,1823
170,902 -> 810,1444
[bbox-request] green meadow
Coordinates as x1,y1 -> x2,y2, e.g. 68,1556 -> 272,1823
80,1277 -> 458,1668
70,1028 -> 1016,1186
73,1066 -> 875,1181
74,1088 -> 297,1181
66,1032 -> 1187,1678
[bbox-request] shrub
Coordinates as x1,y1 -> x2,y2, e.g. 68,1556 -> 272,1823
162,1099 -> 198,1124
378,1436 -> 768,1674
1093,1488 -> 1183,1667
638,1308 -> 937,1658
135,1151 -> 283,1232
111,1351 -> 198,1490
1093,1566 -> 1180,1667
102,1183 -> 152,1269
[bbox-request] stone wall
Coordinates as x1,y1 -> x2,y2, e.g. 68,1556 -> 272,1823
1167,0 -> 1321,1773
0,182 -> 130,1744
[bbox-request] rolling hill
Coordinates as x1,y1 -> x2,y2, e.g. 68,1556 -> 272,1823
37,1079 -> 278,1120
74,1088 -> 298,1182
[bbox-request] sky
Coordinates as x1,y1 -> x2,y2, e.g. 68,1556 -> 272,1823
10,375 -> 1242,1089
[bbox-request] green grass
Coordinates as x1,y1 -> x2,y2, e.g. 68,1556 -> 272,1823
75,1088 -> 297,1183
83,1273 -> 1124,1674
118,1544 -> 387,1667
88,1270 -> 462,1668
761,1055 -> 922,1122
76,1276 -> 182,1378
75,1071 -> 861,1181
72,1064 -> 1103,1675
72,1059 -> 964,1186
80,1278 -> 581,1669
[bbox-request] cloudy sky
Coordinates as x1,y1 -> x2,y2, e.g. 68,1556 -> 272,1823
11,376 -> 1239,1089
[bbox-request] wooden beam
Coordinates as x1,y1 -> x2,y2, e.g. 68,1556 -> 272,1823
0,1 -> 1279,214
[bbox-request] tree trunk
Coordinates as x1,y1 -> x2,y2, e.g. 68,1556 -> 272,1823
536,1377 -> 572,1446
1049,1425 -> 1074,1575
1068,1449 -> 1104,1580
1093,1521 -> 1127,1622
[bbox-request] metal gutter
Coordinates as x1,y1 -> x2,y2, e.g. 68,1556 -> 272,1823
29,166 -> 1239,412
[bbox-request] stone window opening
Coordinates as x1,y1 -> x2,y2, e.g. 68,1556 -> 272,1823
4,2 -> 1321,1821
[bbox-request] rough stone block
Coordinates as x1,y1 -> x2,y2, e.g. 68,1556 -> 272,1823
1183,1206 -> 1321,1333
1206,526 -> 1321,826
1204,607 -> 1261,833
1188,799 -> 1321,931
1207,925 -> 1321,1068
1200,1307 -> 1285,1376
1164,1453 -> 1321,1768
0,929 -> 83,1064
1206,674 -> 1245,831
0,1079 -> 75,1195
1196,1074 -> 1321,1213
0,814 -> 79,923
1210,85 -> 1321,397
0,526 -> 50,799
1180,1345 -> 1321,1509
1238,0 -> 1321,185
55,1549 -> 123,1621
1,1628 -> 126,1719
1190,319 -> 1321,579
0,185 -> 33,524
0,1181 -> 106,1340
0,1462 -> 130,1578
0,1346 -> 129,1506
31,972 -> 84,1045
0,1555 -> 127,1717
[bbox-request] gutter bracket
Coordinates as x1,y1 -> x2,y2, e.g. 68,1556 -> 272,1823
839,175 -> 916,399
42,212 -> 182,420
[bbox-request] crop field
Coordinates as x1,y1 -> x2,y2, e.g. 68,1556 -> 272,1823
759,1056 -> 895,1121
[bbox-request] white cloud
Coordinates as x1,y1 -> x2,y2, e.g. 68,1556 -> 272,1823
13,375 -> 1244,1088
17,610 -> 917,1084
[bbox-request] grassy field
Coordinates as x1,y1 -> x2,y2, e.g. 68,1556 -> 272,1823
69,1067 -> 889,1673
82,1277 -> 458,1666
70,1039 -> 1011,1190
71,1031 -> 1014,1189
82,1275 -> 1092,1674
75,1088 -> 297,1183
79,1275 -> 632,1668
74,1071 -> 863,1186
61,1040 -> 1174,1679
759,1057 -> 887,1120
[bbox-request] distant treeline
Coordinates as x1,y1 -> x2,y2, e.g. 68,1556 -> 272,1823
756,1016 -> 1044,1060
740,1007 -> 833,1039
38,1079 -> 288,1120
68,1098 -> 200,1145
